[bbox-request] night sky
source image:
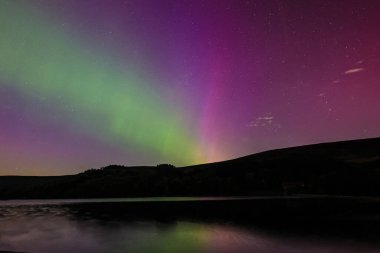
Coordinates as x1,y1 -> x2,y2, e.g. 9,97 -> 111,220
1,0 -> 380,175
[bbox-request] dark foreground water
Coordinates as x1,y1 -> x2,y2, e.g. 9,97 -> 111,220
0,196 -> 380,253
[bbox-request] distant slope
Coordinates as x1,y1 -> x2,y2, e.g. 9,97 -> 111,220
1,138 -> 380,199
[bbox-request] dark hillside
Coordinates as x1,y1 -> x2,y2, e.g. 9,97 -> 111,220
1,138 -> 380,199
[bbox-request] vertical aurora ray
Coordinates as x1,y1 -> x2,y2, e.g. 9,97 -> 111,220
198,59 -> 228,163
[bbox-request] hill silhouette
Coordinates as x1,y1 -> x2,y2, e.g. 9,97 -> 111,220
1,137 -> 380,199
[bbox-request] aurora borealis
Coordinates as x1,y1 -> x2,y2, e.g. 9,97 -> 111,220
1,0 -> 380,175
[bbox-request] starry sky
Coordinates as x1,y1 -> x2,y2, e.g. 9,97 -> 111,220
1,0 -> 380,175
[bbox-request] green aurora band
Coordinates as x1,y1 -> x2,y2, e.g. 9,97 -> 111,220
0,1 -> 201,165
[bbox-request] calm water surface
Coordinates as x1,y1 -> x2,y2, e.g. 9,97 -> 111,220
0,197 -> 379,253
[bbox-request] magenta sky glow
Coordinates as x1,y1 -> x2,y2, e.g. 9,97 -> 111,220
1,0 -> 380,175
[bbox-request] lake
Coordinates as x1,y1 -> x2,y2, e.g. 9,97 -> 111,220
0,196 -> 380,253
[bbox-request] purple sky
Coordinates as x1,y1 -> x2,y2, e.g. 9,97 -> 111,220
1,0 -> 380,175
